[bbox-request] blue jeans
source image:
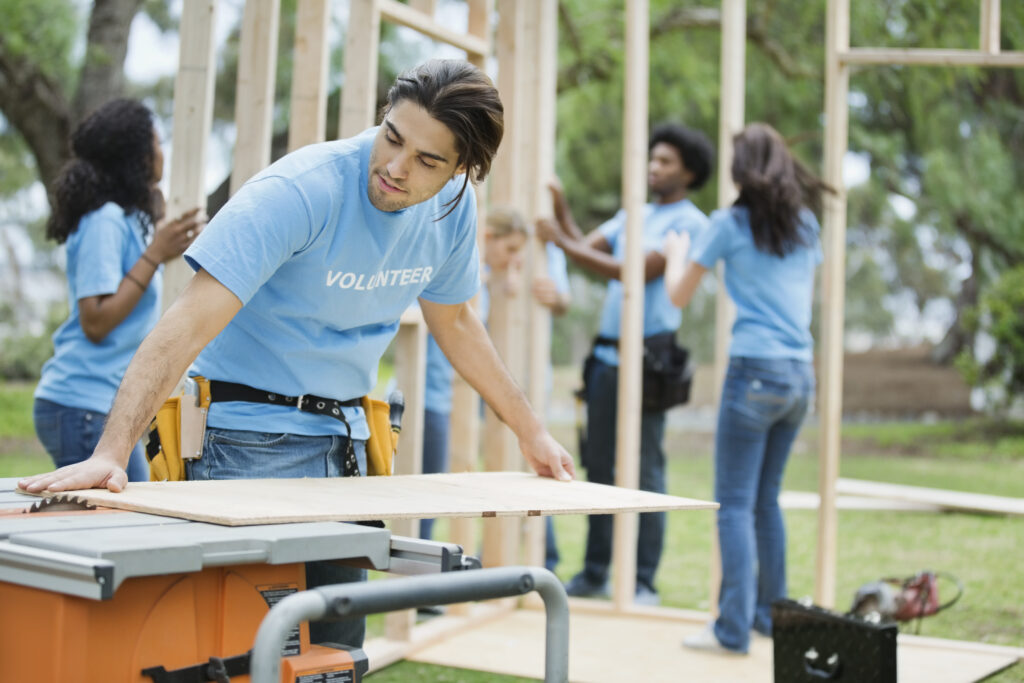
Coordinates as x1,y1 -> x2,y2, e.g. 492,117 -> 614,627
580,358 -> 666,592
188,427 -> 369,648
713,357 -> 814,653
419,409 -> 559,571
33,397 -> 149,481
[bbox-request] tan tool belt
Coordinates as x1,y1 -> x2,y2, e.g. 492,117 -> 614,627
145,378 -> 398,481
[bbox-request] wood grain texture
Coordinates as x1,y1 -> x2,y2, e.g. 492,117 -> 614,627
25,473 -> 716,527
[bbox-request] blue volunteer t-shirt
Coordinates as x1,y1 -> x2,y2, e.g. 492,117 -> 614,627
184,128 -> 480,440
35,203 -> 162,413
594,198 -> 708,366
690,206 -> 821,361
423,242 -> 570,414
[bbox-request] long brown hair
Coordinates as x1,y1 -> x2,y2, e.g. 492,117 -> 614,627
731,123 -> 832,257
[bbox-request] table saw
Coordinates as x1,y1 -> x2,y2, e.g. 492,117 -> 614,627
0,477 -> 480,683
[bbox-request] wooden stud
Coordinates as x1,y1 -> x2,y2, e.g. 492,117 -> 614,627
481,0 -> 527,570
288,0 -> 330,152
467,0 -> 494,70
709,0 -> 747,616
839,48 -> 1024,67
340,0 -> 381,139
611,0 -> 649,610
408,0 -> 437,18
815,0 -> 850,609
386,309 -> 428,641
378,0 -> 489,59
230,0 -> 281,195
162,0 -> 217,312
981,0 -> 1001,55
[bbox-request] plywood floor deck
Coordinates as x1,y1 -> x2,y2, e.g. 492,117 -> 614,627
408,607 -> 1021,683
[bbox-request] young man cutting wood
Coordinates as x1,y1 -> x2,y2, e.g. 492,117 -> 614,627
20,60 -> 575,647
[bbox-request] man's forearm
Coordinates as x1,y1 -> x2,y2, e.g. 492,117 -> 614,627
95,316 -> 207,464
94,270 -> 242,466
433,307 -> 543,439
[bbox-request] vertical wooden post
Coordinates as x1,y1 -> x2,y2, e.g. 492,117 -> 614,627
816,0 -> 850,609
467,0 -> 493,69
709,0 -> 747,617
340,0 -> 381,138
288,0 -> 330,152
162,0 -> 217,311
482,0 -> 527,569
611,0 -> 648,610
385,311 -> 427,640
230,0 -> 281,195
980,0 -> 1001,54
519,0 -> 558,569
447,1 -> 493,610
409,0 -> 437,17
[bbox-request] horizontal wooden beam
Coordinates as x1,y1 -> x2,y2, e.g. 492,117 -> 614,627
378,0 -> 489,57
840,47 -> 1024,67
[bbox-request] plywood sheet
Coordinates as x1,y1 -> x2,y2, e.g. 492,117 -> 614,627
23,472 -> 716,527
409,608 -> 1021,683
837,478 -> 1024,517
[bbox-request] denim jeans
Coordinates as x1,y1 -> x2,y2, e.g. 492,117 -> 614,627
712,357 -> 814,653
188,426 -> 369,648
33,397 -> 149,481
580,358 -> 666,592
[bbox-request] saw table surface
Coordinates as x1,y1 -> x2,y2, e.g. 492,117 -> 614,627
15,471 -> 718,526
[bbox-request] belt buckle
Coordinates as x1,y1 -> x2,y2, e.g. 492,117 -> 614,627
296,394 -> 308,411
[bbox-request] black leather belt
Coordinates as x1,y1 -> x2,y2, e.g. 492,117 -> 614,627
207,380 -> 361,419
203,379 -> 362,476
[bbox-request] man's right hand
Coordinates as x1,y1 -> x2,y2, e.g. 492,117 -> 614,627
18,456 -> 129,494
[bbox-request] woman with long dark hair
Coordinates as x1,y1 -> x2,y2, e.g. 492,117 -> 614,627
34,98 -> 204,480
664,123 -> 832,654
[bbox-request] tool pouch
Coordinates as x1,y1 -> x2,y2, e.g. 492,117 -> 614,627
145,377 -> 211,482
362,396 -> 398,476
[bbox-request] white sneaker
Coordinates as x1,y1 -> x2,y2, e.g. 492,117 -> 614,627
682,624 -> 746,655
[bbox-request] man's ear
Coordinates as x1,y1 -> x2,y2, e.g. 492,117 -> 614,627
454,161 -> 468,176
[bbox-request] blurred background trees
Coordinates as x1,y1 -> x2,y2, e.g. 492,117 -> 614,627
1,0 -> 1021,411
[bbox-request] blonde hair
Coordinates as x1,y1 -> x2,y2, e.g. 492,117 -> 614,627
485,205 -> 529,239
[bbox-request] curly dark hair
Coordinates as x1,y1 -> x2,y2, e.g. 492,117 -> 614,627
649,123 -> 715,190
46,99 -> 159,244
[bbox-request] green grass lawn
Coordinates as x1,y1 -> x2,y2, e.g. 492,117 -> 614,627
3,381 -> 1021,681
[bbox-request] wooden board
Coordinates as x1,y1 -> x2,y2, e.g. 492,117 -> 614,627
409,607 -> 1021,683
21,472 -> 716,527
837,478 -> 1024,517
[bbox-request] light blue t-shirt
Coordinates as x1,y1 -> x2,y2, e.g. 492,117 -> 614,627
184,128 -> 480,439
691,206 -> 822,361
36,203 -> 162,413
423,242 -> 570,414
594,198 -> 708,366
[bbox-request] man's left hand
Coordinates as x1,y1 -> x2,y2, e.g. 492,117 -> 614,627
519,430 -> 576,481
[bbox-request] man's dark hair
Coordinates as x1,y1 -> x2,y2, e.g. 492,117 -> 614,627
384,60 -> 504,216
46,98 -> 159,244
648,123 -> 715,190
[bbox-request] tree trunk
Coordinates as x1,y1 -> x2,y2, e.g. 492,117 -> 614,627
0,0 -> 143,204
931,242 -> 980,364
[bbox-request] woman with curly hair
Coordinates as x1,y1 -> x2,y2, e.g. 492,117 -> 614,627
663,122 -> 832,655
33,98 -> 205,480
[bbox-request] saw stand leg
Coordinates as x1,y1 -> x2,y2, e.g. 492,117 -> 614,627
250,565 -> 569,683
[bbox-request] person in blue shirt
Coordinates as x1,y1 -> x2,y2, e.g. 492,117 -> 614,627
21,61 -> 575,648
420,208 -> 570,574
33,99 -> 204,482
537,123 -> 714,606
664,123 -> 832,655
